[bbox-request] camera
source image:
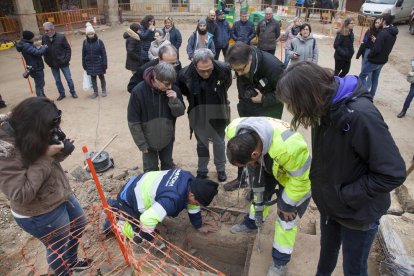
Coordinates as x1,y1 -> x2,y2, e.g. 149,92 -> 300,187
241,78 -> 269,100
22,66 -> 33,79
49,127 -> 75,156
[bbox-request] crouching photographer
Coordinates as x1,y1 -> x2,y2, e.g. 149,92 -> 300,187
0,98 -> 92,275
16,30 -> 48,97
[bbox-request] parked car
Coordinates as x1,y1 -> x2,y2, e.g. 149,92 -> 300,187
360,0 -> 414,23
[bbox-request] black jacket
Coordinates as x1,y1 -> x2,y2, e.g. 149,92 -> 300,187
82,35 -> 107,76
123,29 -> 142,71
178,60 -> 232,134
311,77 -> 406,229
42,32 -> 71,68
15,39 -> 47,71
368,25 -> 398,65
334,31 -> 354,61
236,47 -> 284,118
127,59 -> 182,93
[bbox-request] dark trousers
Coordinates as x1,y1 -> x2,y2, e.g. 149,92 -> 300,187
30,70 -> 45,97
214,47 -> 228,60
402,83 -> 414,112
142,139 -> 174,172
316,214 -> 378,276
334,59 -> 351,78
91,74 -> 107,93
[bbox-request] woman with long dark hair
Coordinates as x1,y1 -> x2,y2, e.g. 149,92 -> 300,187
276,61 -> 405,276
0,97 -> 91,275
333,17 -> 355,77
140,15 -> 156,64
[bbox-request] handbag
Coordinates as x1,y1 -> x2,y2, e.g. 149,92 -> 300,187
82,71 -> 93,91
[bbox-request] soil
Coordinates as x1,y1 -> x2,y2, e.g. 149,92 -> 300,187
0,19 -> 413,275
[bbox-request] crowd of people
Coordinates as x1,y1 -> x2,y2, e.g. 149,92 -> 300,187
1,7 -> 412,276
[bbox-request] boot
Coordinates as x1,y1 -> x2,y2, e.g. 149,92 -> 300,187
267,264 -> 286,276
102,90 -> 107,97
92,92 -> 98,99
397,110 -> 406,118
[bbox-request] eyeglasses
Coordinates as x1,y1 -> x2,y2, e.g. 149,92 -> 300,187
231,63 -> 248,74
196,66 -> 214,73
52,109 -> 62,126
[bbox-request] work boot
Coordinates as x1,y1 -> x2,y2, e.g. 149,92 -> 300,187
224,178 -> 247,191
196,173 -> 208,179
217,171 -> 227,182
102,90 -> 107,97
230,223 -> 256,234
267,264 -> 286,276
69,258 -> 93,272
91,92 -> 98,99
397,110 -> 407,118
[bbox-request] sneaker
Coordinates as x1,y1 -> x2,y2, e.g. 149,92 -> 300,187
230,223 -> 256,234
91,92 -> 98,99
217,171 -> 227,182
267,264 -> 286,276
56,95 -> 66,101
196,173 -> 208,179
223,178 -> 247,191
102,91 -> 107,97
69,258 -> 93,272
71,93 -> 78,98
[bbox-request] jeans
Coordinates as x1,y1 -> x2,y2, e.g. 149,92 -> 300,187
142,139 -> 174,172
30,70 -> 45,97
14,195 -> 87,276
284,48 -> 290,67
316,215 -> 378,276
359,61 -> 384,97
51,66 -> 76,96
195,127 -> 226,175
402,83 -> 414,112
361,49 -> 372,91
91,74 -> 107,93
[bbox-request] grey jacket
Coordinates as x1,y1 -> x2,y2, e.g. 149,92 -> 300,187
288,34 -> 319,66
257,18 -> 280,51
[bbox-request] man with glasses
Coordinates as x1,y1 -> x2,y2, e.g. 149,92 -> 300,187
223,42 -> 285,191
231,11 -> 255,45
127,63 -> 185,172
256,7 -> 280,56
178,48 -> 232,182
42,22 -> 78,101
127,45 -> 182,93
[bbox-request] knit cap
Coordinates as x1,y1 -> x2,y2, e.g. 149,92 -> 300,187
190,178 -> 219,206
198,18 -> 207,26
22,30 -> 34,40
85,22 -> 95,34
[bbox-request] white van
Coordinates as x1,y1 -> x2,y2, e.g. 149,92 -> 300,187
360,0 -> 414,23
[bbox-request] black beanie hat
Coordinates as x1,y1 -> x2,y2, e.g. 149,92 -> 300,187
190,178 -> 219,206
22,30 -> 34,40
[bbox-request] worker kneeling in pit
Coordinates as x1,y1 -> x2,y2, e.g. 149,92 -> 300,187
103,168 -> 219,244
226,117 -> 311,276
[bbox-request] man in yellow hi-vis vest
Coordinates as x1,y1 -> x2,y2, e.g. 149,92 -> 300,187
226,117 -> 311,276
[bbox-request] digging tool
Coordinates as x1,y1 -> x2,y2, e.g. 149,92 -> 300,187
406,155 -> 414,177
83,134 -> 118,170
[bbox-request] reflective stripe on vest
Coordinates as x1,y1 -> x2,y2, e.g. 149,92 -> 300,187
133,170 -> 169,213
188,204 -> 201,214
272,218 -> 298,254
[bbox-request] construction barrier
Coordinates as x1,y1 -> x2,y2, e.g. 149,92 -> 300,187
36,8 -> 101,31
0,16 -> 20,37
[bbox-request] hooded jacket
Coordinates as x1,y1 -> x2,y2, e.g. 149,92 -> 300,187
0,116 -> 72,217
311,76 -> 406,229
140,25 -> 156,63
186,31 -> 216,60
15,39 -> 47,71
226,117 -> 312,214
257,18 -> 280,51
163,26 -> 182,50
118,169 -> 202,236
123,28 -> 142,71
334,31 -> 354,61
148,38 -> 171,61
42,32 -> 71,68
231,20 -> 256,44
178,60 -> 232,135
288,34 -> 319,65
368,25 -> 398,65
236,47 -> 285,119
82,34 -> 107,76
127,67 -> 185,152
215,19 -> 231,49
